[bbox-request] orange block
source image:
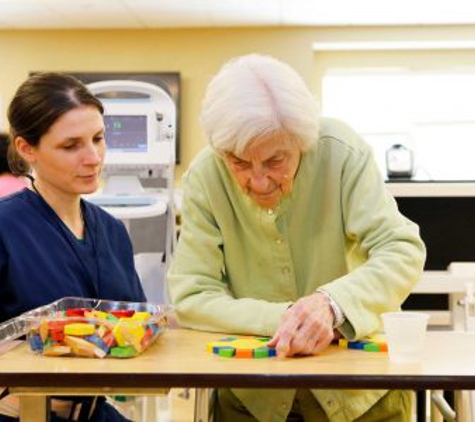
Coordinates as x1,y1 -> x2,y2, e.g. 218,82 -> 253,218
235,349 -> 253,358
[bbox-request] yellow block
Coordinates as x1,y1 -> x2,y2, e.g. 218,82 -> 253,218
113,321 -> 145,349
366,333 -> 386,343
43,346 -> 71,357
207,338 -> 268,351
131,312 -> 152,321
64,323 -> 95,336
64,336 -> 97,358
338,339 -> 348,348
39,320 -> 49,343
206,341 -> 232,353
85,310 -> 109,320
97,324 -> 108,338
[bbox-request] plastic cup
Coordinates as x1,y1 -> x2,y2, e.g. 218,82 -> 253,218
382,311 -> 429,364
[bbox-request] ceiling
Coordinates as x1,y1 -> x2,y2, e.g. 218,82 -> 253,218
1,0 -> 475,29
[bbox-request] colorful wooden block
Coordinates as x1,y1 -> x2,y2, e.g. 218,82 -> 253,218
106,314 -> 119,322
27,307 -> 166,359
28,333 -> 43,352
50,329 -> 65,342
64,323 -> 95,336
363,343 -> 380,352
110,346 -> 137,358
253,347 -> 271,358
339,334 -> 388,353
39,320 -> 49,343
63,336 -> 98,358
112,321 -> 144,349
218,347 -> 235,358
85,335 -> 110,354
84,310 -> 108,320
42,345 -> 71,357
348,341 -> 367,350
338,339 -> 348,349
65,308 -> 88,317
207,341 -> 232,353
207,337 -> 276,359
110,309 -> 135,318
235,349 -> 254,358
131,312 -> 152,321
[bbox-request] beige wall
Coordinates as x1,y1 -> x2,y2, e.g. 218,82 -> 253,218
1,25 -> 475,179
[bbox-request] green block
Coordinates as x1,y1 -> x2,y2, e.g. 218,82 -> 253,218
255,337 -> 271,343
218,347 -> 235,358
107,314 -> 119,322
363,343 -> 380,352
253,347 -> 270,358
111,346 -> 137,358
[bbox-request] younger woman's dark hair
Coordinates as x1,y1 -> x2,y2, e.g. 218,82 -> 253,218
7,72 -> 104,175
0,133 -> 11,175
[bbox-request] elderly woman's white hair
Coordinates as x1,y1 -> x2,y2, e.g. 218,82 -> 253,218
201,54 -> 320,155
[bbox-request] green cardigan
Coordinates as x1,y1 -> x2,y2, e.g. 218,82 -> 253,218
168,117 -> 425,421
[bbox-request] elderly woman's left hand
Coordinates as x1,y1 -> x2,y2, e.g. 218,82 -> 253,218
268,292 -> 336,358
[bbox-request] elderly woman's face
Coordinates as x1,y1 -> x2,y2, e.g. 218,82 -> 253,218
225,133 -> 301,209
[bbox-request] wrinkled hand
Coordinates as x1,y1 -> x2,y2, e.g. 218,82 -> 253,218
268,292 -> 335,358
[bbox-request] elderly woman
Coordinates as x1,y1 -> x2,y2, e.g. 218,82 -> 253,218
168,54 -> 425,422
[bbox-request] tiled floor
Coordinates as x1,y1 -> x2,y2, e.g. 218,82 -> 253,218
114,389 -> 195,422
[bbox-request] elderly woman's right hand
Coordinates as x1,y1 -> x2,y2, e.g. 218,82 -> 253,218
267,292 -> 336,358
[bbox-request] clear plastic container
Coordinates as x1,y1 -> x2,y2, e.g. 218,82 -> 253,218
0,297 -> 172,359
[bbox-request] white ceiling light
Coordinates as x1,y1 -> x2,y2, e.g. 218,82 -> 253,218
313,40 -> 475,51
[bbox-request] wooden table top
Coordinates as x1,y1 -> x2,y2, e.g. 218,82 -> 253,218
1,329 -> 475,390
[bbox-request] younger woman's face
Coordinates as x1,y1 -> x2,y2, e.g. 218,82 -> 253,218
22,105 -> 105,197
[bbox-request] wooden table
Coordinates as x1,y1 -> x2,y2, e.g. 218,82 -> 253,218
1,329 -> 475,421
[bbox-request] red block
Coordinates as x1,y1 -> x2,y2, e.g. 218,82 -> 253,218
102,331 -> 116,348
51,330 -> 64,341
110,310 -> 135,318
65,308 -> 89,317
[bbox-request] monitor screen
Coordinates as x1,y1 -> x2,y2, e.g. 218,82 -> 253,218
395,196 -> 475,270
104,115 -> 148,152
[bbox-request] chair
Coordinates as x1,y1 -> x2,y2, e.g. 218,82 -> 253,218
429,280 -> 475,422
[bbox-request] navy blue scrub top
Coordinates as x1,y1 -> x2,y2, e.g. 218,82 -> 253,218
0,189 -> 146,323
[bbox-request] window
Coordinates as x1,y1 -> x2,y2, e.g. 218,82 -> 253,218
322,68 -> 475,180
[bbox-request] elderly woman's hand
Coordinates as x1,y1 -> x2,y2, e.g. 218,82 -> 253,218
267,292 -> 336,358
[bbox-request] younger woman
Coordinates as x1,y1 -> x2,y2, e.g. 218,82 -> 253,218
0,72 -> 146,421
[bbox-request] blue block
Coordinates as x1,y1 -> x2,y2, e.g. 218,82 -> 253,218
28,334 -> 43,352
85,335 -> 110,353
348,341 -> 368,350
149,324 -> 159,335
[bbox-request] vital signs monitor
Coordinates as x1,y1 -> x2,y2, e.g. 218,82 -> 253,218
87,80 -> 176,205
